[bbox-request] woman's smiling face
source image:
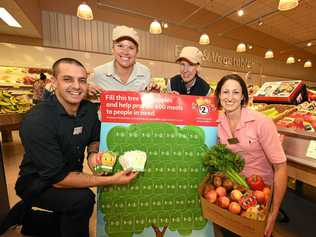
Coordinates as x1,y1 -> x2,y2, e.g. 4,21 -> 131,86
219,79 -> 244,113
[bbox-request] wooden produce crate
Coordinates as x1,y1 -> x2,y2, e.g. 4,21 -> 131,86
198,177 -> 272,237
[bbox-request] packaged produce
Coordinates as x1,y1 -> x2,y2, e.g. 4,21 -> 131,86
239,192 -> 257,209
93,151 -> 117,174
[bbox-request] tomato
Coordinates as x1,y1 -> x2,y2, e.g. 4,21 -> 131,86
230,189 -> 243,202
215,186 -> 226,197
217,196 -> 230,209
204,190 -> 217,203
228,202 -> 241,214
253,190 -> 265,205
262,186 -> 272,203
246,175 -> 265,191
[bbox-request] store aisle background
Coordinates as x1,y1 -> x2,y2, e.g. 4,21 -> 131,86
1,131 -> 316,237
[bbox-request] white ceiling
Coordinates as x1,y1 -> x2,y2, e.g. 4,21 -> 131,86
185,0 -> 316,55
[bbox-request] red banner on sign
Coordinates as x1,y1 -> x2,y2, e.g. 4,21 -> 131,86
99,91 -> 218,126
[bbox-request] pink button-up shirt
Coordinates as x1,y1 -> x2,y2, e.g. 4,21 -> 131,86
218,107 -> 286,185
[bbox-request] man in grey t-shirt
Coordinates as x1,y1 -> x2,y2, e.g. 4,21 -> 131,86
89,25 -> 154,95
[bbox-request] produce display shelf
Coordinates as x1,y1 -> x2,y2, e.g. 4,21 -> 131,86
0,83 -> 32,88
0,112 -> 25,127
286,154 -> 316,170
0,112 -> 26,142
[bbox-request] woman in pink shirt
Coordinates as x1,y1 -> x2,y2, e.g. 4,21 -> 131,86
215,74 -> 287,237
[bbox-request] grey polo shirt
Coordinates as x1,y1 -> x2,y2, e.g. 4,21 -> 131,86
90,61 -> 151,91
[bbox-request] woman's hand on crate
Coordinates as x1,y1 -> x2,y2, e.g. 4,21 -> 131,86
264,212 -> 277,237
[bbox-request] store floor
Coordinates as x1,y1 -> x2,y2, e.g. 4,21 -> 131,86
1,131 -> 316,237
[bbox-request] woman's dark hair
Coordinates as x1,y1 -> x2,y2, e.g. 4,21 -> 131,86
214,74 -> 249,109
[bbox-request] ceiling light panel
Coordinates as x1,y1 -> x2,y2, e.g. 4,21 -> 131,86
0,7 -> 22,28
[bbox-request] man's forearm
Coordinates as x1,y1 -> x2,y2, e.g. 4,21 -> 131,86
53,171 -> 114,188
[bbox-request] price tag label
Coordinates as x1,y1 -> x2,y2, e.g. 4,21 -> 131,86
306,140 -> 316,160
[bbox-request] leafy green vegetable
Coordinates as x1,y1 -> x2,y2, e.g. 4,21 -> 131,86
203,144 -> 249,189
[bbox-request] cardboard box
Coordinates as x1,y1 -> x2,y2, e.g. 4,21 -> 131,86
199,177 -> 271,237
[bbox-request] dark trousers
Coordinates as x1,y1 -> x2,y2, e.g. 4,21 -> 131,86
19,186 -> 95,237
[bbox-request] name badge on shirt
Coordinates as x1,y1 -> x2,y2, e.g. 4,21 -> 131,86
73,126 -> 83,135
228,137 -> 239,144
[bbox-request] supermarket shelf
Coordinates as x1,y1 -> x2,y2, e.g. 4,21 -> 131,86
0,83 -> 32,88
287,154 -> 316,169
278,127 -> 316,140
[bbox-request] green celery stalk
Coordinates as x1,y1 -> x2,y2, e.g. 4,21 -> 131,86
225,168 -> 249,189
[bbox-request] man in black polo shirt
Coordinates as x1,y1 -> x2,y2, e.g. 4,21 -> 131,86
169,46 -> 211,96
0,58 -> 138,237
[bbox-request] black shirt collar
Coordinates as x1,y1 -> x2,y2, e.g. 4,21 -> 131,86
49,95 -> 88,118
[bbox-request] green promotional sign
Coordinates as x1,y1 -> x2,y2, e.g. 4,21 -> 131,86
97,91 -> 218,237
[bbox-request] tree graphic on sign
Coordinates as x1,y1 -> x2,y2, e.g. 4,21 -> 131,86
98,123 -> 208,237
